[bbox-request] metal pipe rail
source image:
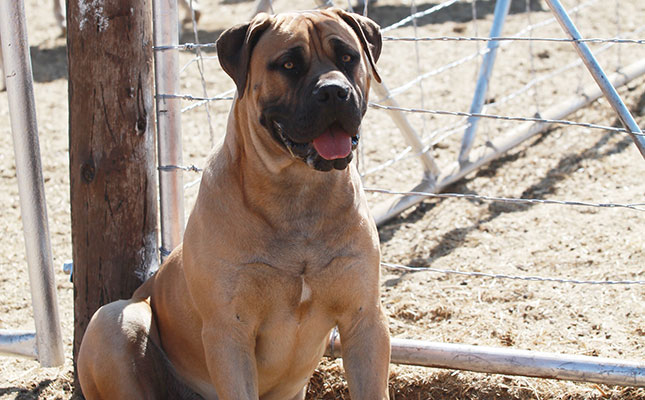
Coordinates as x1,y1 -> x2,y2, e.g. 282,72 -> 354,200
368,79 -> 440,216
545,0 -> 645,160
371,80 -> 440,181
326,336 -> 645,387
0,331 -> 36,359
0,0 -> 64,367
458,0 -> 511,165
153,0 -> 185,259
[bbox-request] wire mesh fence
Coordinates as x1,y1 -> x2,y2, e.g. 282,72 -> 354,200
152,0 -> 645,388
153,0 -> 645,282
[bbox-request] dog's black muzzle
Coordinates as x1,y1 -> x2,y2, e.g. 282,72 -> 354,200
261,76 -> 366,172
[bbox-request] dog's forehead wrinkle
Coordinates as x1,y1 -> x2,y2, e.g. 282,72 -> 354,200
270,12 -> 354,56
271,12 -> 314,37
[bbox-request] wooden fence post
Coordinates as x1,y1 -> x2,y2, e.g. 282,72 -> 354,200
67,0 -> 158,383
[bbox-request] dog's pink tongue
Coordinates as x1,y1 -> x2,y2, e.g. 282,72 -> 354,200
312,127 -> 352,160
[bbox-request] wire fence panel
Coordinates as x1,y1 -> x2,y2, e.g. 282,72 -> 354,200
152,0 -> 645,392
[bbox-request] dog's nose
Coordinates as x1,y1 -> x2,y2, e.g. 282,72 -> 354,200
314,82 -> 350,104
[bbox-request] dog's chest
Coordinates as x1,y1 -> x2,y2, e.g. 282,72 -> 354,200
253,276 -> 332,394
248,251 -> 364,379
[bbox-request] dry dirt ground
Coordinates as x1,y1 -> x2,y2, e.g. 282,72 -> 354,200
1,0 -> 644,399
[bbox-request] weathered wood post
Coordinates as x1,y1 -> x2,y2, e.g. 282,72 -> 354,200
67,0 -> 158,383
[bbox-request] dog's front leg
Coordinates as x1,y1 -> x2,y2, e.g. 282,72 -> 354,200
202,324 -> 259,400
338,304 -> 391,400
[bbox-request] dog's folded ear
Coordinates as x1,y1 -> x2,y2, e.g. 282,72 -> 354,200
217,14 -> 272,98
333,9 -> 382,83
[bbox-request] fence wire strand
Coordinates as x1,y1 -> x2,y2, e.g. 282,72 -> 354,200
383,36 -> 645,44
368,103 -> 645,137
152,167 -> 645,213
381,262 -> 645,285
159,23 -> 644,114
187,0 -> 216,144
152,0 -> 601,54
381,0 -> 459,32
364,187 -> 645,212
384,0 -> 599,99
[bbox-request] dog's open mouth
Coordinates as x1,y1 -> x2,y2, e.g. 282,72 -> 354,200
271,120 -> 359,171
312,124 -> 353,160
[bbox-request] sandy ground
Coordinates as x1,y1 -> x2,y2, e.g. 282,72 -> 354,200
1,0 -> 644,398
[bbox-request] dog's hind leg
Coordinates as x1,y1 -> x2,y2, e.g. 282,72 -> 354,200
78,299 -> 202,400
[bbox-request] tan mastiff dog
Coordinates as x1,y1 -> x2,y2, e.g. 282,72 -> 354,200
78,8 -> 390,400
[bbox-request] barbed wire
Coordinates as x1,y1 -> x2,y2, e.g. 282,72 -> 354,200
364,187 -> 645,212
154,31 -> 645,53
158,164 -> 203,172
181,88 -> 236,113
368,103 -> 645,137
381,262 -> 645,285
153,42 -> 217,51
427,25 -> 645,112
156,93 -> 234,102
383,36 -> 645,44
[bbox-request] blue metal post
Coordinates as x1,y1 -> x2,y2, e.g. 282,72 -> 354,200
458,0 -> 511,165
544,0 -> 645,160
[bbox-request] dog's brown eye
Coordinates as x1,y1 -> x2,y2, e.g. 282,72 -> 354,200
283,61 -> 295,70
341,54 -> 352,63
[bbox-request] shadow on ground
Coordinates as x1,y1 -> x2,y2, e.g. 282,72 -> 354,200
28,44 -> 68,83
0,379 -> 57,400
378,87 -> 641,263
307,365 -> 645,399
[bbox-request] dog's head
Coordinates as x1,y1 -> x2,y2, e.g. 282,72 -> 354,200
217,9 -> 381,172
